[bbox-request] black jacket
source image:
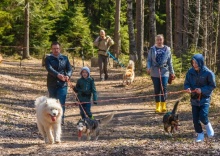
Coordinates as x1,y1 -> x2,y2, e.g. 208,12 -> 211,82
45,54 -> 72,87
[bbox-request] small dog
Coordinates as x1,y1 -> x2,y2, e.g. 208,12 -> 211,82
35,96 -> 63,144
163,100 -> 180,136
123,60 -> 135,85
77,112 -> 115,141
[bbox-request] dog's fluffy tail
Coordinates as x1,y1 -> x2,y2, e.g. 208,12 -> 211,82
171,100 -> 180,115
127,60 -> 135,70
35,96 -> 47,107
99,112 -> 115,125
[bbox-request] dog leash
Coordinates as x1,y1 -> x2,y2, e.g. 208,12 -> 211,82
158,68 -> 166,100
67,80 -> 89,118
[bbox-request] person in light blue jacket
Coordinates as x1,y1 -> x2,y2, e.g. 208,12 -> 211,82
184,54 -> 216,143
147,34 -> 175,113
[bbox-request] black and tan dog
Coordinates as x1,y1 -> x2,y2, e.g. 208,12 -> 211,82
76,112 -> 115,141
163,100 -> 180,136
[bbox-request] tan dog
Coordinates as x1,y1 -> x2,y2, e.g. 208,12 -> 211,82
123,60 -> 135,85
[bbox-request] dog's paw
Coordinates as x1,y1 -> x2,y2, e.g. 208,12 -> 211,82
55,140 -> 61,144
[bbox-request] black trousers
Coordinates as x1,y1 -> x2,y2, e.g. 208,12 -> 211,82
98,54 -> 108,79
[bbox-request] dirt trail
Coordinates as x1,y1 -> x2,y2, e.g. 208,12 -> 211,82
0,59 -> 220,156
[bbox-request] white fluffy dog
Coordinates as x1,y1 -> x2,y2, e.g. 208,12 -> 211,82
35,96 -> 63,144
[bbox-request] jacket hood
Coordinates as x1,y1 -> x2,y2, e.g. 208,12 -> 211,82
80,66 -> 90,78
191,54 -> 204,69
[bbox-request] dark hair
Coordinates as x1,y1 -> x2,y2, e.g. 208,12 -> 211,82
51,41 -> 60,47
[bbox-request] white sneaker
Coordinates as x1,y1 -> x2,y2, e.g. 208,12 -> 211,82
196,132 -> 204,142
205,122 -> 214,138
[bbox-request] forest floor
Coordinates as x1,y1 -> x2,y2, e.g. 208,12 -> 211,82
0,58 -> 220,156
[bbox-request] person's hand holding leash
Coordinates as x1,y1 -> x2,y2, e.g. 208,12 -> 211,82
57,74 -> 66,81
147,69 -> 151,74
195,88 -> 201,94
64,76 -> 70,82
185,88 -> 191,93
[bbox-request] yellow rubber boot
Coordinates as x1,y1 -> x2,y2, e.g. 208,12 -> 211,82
161,102 -> 167,112
155,102 -> 161,113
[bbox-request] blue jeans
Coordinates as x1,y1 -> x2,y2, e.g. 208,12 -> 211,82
79,103 -> 92,119
151,77 -> 169,102
192,104 -> 210,133
48,86 -> 67,119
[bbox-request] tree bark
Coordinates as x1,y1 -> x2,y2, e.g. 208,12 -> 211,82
216,0 -> 220,73
136,0 -> 144,70
174,0 -> 183,57
127,0 -> 137,61
114,0 -> 121,59
149,0 -> 156,47
202,0 -> 208,64
214,0 -> 220,72
192,0 -> 201,48
182,0 -> 189,53
23,0 -> 30,59
166,0 -> 172,48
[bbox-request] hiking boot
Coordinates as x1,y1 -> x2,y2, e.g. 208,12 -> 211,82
196,132 -> 204,142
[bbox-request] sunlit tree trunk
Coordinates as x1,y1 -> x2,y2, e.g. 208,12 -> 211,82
216,0 -> 220,73
166,0 -> 172,48
23,0 -> 30,59
192,0 -> 201,48
149,0 -> 156,47
183,0 -> 189,53
127,0 -> 137,61
136,0 -> 144,70
114,0 -> 121,59
202,0 -> 208,64
174,0 -> 183,57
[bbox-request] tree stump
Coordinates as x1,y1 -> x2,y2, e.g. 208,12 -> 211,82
42,54 -> 51,66
0,54 -> 3,63
91,57 -> 99,67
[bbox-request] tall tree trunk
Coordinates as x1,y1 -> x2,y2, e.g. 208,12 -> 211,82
202,0 -> 208,64
127,0 -> 137,61
192,0 -> 201,48
207,1 -> 214,68
182,0 -> 189,53
23,0 -> 30,59
136,0 -> 144,70
149,0 -> 156,47
114,0 -> 121,59
166,0 -> 172,48
214,1 -> 220,72
174,0 -> 183,57
216,1 -> 220,74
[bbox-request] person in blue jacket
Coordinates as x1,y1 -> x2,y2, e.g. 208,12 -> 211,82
73,66 -> 97,119
184,54 -> 216,142
45,41 -> 73,125
147,34 -> 175,113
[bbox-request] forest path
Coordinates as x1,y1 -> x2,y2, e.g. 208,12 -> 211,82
0,59 -> 220,156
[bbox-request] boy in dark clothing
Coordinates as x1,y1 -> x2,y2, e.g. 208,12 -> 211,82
184,54 -> 216,142
74,67 -> 97,119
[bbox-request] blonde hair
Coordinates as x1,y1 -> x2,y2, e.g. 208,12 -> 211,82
155,34 -> 164,40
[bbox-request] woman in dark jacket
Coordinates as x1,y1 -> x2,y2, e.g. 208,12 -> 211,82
184,54 -> 216,142
45,41 -> 72,125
